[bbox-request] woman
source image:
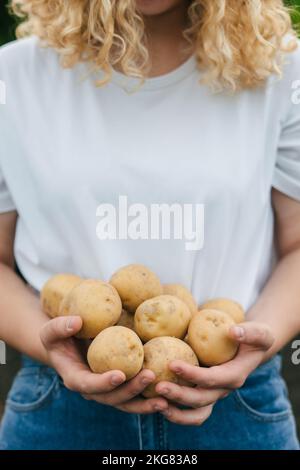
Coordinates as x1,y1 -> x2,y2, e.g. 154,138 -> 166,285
0,0 -> 299,450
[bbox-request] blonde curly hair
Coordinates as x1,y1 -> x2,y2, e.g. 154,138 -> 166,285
11,0 -> 298,91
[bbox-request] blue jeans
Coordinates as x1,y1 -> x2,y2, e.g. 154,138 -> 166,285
0,354 -> 299,450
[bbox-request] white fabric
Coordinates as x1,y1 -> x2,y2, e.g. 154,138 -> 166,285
0,36 -> 300,310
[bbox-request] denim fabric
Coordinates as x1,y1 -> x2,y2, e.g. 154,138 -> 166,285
0,355 -> 299,450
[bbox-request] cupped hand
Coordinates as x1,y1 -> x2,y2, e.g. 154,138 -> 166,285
40,315 -> 168,414
156,321 -> 274,425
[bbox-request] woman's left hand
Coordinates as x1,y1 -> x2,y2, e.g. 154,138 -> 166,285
156,321 -> 275,426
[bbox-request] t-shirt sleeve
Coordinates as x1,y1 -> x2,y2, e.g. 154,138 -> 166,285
0,44 -> 16,214
272,50 -> 300,201
0,167 -> 16,213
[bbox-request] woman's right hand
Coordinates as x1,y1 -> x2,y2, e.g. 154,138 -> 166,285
40,315 -> 169,414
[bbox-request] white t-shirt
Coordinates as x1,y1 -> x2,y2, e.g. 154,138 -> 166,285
0,37 -> 300,311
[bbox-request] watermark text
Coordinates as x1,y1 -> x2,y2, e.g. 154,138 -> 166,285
96,196 -> 204,251
0,340 -> 6,365
0,80 -> 6,105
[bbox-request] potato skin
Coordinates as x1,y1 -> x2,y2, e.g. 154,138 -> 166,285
142,337 -> 199,398
117,309 -> 135,331
110,264 -> 162,313
41,274 -> 82,318
134,295 -> 191,343
87,326 -> 144,380
60,279 -> 122,339
188,309 -> 238,366
183,334 -> 189,344
200,298 -> 245,324
163,284 -> 197,317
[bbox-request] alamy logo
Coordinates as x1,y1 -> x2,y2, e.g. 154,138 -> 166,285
291,340 -> 300,365
0,80 -> 6,105
0,340 -> 6,365
96,196 -> 205,251
291,80 -> 300,105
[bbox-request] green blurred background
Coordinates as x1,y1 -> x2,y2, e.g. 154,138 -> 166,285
0,0 -> 300,441
0,1 -> 16,45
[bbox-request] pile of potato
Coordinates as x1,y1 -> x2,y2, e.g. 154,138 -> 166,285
41,264 -> 244,397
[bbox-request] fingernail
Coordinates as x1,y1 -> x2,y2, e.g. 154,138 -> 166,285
66,317 -> 74,331
160,388 -> 170,395
142,378 -> 152,386
233,326 -> 245,339
161,409 -> 170,417
173,367 -> 182,374
154,405 -> 165,412
111,375 -> 124,386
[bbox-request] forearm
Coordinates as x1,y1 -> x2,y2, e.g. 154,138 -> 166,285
247,248 -> 300,360
0,262 -> 49,364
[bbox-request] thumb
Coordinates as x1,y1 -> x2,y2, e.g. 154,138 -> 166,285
40,315 -> 83,348
229,322 -> 274,350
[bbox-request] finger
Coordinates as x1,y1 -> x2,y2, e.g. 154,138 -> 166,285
161,404 -> 213,426
64,367 -> 126,394
102,369 -> 156,405
169,360 -> 246,389
117,397 -> 169,414
229,322 -> 274,350
156,382 -> 228,408
40,316 -> 83,347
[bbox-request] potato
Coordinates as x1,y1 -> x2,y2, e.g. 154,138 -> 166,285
60,279 -> 122,339
41,273 -> 82,318
188,309 -> 238,366
134,295 -> 191,343
183,334 -> 189,344
117,309 -> 135,331
110,264 -> 162,313
200,298 -> 245,324
163,284 -> 197,317
142,337 -> 199,398
87,326 -> 144,380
